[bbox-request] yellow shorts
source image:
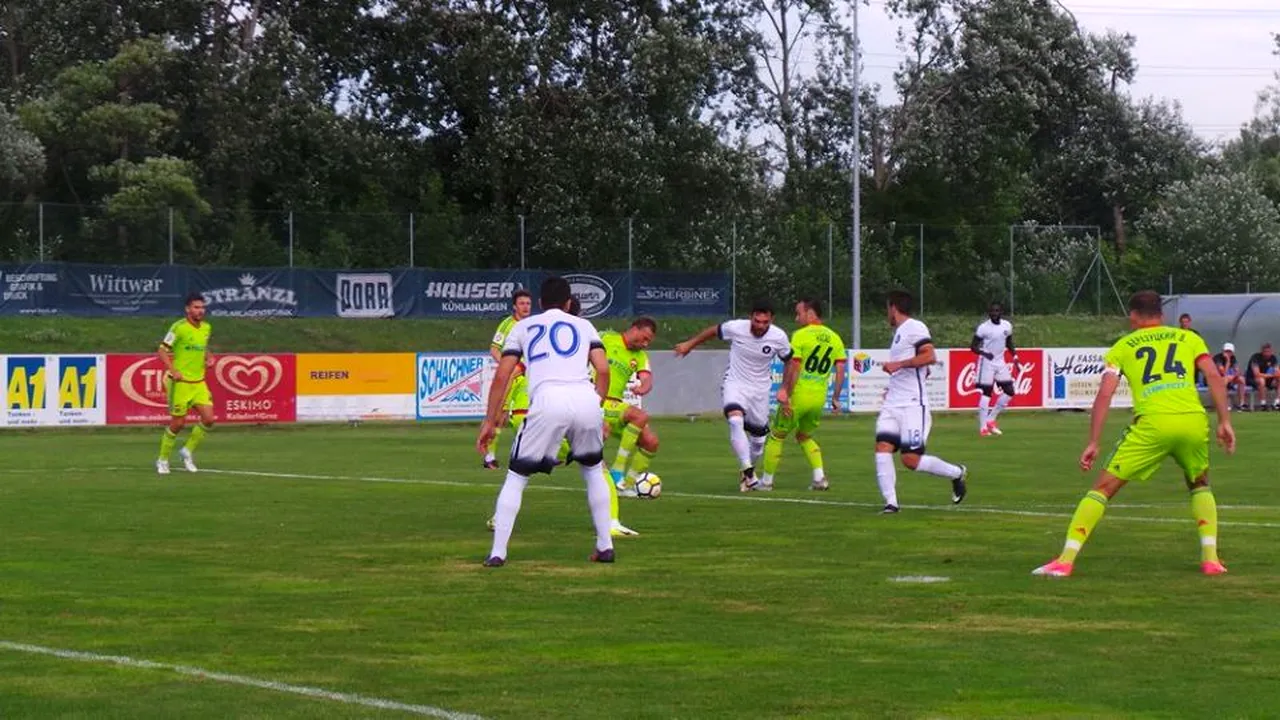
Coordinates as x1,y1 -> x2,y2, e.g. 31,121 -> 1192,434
771,397 -> 823,437
603,398 -> 631,437
1104,413 -> 1210,483
167,379 -> 213,417
505,375 -> 529,413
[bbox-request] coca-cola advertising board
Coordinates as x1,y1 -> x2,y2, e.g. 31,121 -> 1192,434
947,349 -> 1045,409
846,349 -> 950,413
1044,347 -> 1132,409
106,353 -> 296,425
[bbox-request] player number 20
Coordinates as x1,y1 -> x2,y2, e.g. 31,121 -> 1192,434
1134,342 -> 1186,384
527,321 -> 581,362
804,347 -> 834,374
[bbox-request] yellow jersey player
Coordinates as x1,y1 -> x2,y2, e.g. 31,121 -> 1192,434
598,318 -> 659,536
157,293 -> 216,475
1033,290 -> 1235,578
481,289 -> 533,469
763,298 -> 846,491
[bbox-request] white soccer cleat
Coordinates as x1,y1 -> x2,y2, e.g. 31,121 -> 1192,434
156,459 -> 170,475
179,447 -> 198,473
810,476 -> 829,491
610,520 -> 639,537
756,480 -> 774,492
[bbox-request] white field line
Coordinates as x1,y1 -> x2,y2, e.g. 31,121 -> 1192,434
4,465 -> 1280,528
194,467 -> 1280,530
0,640 -> 486,720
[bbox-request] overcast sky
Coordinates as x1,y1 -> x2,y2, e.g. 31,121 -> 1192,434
850,0 -> 1280,143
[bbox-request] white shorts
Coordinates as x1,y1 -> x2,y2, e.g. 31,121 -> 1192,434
509,386 -> 604,475
722,379 -> 771,434
977,358 -> 1012,387
875,405 -> 932,454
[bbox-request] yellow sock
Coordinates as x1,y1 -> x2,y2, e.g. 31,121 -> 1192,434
761,433 -> 784,476
1191,486 -> 1220,563
609,474 -> 620,522
627,449 -> 655,482
799,437 -> 823,473
1059,490 -> 1108,564
556,439 -> 571,464
159,429 -> 177,460
185,423 -> 210,454
611,424 -> 641,476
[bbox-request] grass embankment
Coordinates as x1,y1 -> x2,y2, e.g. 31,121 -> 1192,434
0,313 -> 1129,353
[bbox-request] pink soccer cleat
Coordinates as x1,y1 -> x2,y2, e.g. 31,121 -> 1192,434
985,421 -> 1003,436
1201,561 -> 1228,576
1031,559 -> 1074,577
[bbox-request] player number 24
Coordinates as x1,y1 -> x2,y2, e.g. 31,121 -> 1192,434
804,347 -> 834,374
1134,342 -> 1186,384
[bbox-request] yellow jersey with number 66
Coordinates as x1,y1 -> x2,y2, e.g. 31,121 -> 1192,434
789,323 -> 846,402
1103,326 -> 1208,417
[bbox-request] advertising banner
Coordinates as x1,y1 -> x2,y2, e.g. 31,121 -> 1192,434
297,353 -> 417,421
2,354 -> 107,427
631,271 -> 731,317
845,349 -> 950,413
416,352 -> 493,419
106,353 -> 296,424
0,264 -> 63,316
947,349 -> 1046,409
1044,347 -> 1132,409
308,270 -> 420,319
63,264 -> 185,316
191,268 -> 300,318
420,270 -> 526,318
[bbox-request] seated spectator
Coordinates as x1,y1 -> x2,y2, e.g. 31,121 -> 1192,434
1247,342 -> 1279,411
1214,343 -> 1246,411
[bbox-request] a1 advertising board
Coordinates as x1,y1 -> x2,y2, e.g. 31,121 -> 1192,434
2,355 -> 106,427
947,349 -> 1045,409
845,349 -> 950,413
416,352 -> 493,420
105,353 -> 296,425
1044,347 -> 1132,409
296,353 -> 417,421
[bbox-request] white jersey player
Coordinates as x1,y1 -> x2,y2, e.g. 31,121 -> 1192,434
475,277 -> 616,567
874,290 -> 968,513
970,301 -> 1020,436
674,299 -> 792,491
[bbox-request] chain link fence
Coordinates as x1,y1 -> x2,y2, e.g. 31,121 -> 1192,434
0,201 -> 1222,316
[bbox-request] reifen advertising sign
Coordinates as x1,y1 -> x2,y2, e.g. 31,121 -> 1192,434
947,349 -> 1045,409
105,353 -> 296,424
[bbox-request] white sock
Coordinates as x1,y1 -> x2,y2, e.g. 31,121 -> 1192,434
813,467 -> 824,483
749,434 -> 766,463
978,395 -> 991,426
875,452 -> 898,507
489,471 -> 529,559
991,392 -> 1012,421
483,452 -> 495,463
580,463 -> 614,552
760,472 -> 774,486
916,455 -> 963,479
727,416 -> 752,469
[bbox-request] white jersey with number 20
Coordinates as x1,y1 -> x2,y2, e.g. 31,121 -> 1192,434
502,309 -> 603,399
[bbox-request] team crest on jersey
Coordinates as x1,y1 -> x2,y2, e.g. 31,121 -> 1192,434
893,334 -> 900,345
763,346 -> 773,355
629,359 -> 638,369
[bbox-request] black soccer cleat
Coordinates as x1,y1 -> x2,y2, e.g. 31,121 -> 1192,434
482,556 -> 505,567
951,465 -> 968,505
739,466 -> 759,493
881,504 -> 900,514
482,459 -> 500,470
589,548 -> 615,563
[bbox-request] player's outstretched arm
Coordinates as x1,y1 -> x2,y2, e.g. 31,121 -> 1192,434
1196,354 -> 1236,454
589,347 -> 611,402
674,324 -> 720,356
1080,372 -> 1119,470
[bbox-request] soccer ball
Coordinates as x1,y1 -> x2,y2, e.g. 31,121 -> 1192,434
634,472 -> 662,499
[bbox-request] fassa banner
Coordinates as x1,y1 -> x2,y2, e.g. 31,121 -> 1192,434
947,349 -> 1045,409
1044,347 -> 1132,409
105,353 -> 297,424
2,354 -> 106,427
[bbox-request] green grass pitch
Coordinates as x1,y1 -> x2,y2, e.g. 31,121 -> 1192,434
2,412 -> 1279,718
